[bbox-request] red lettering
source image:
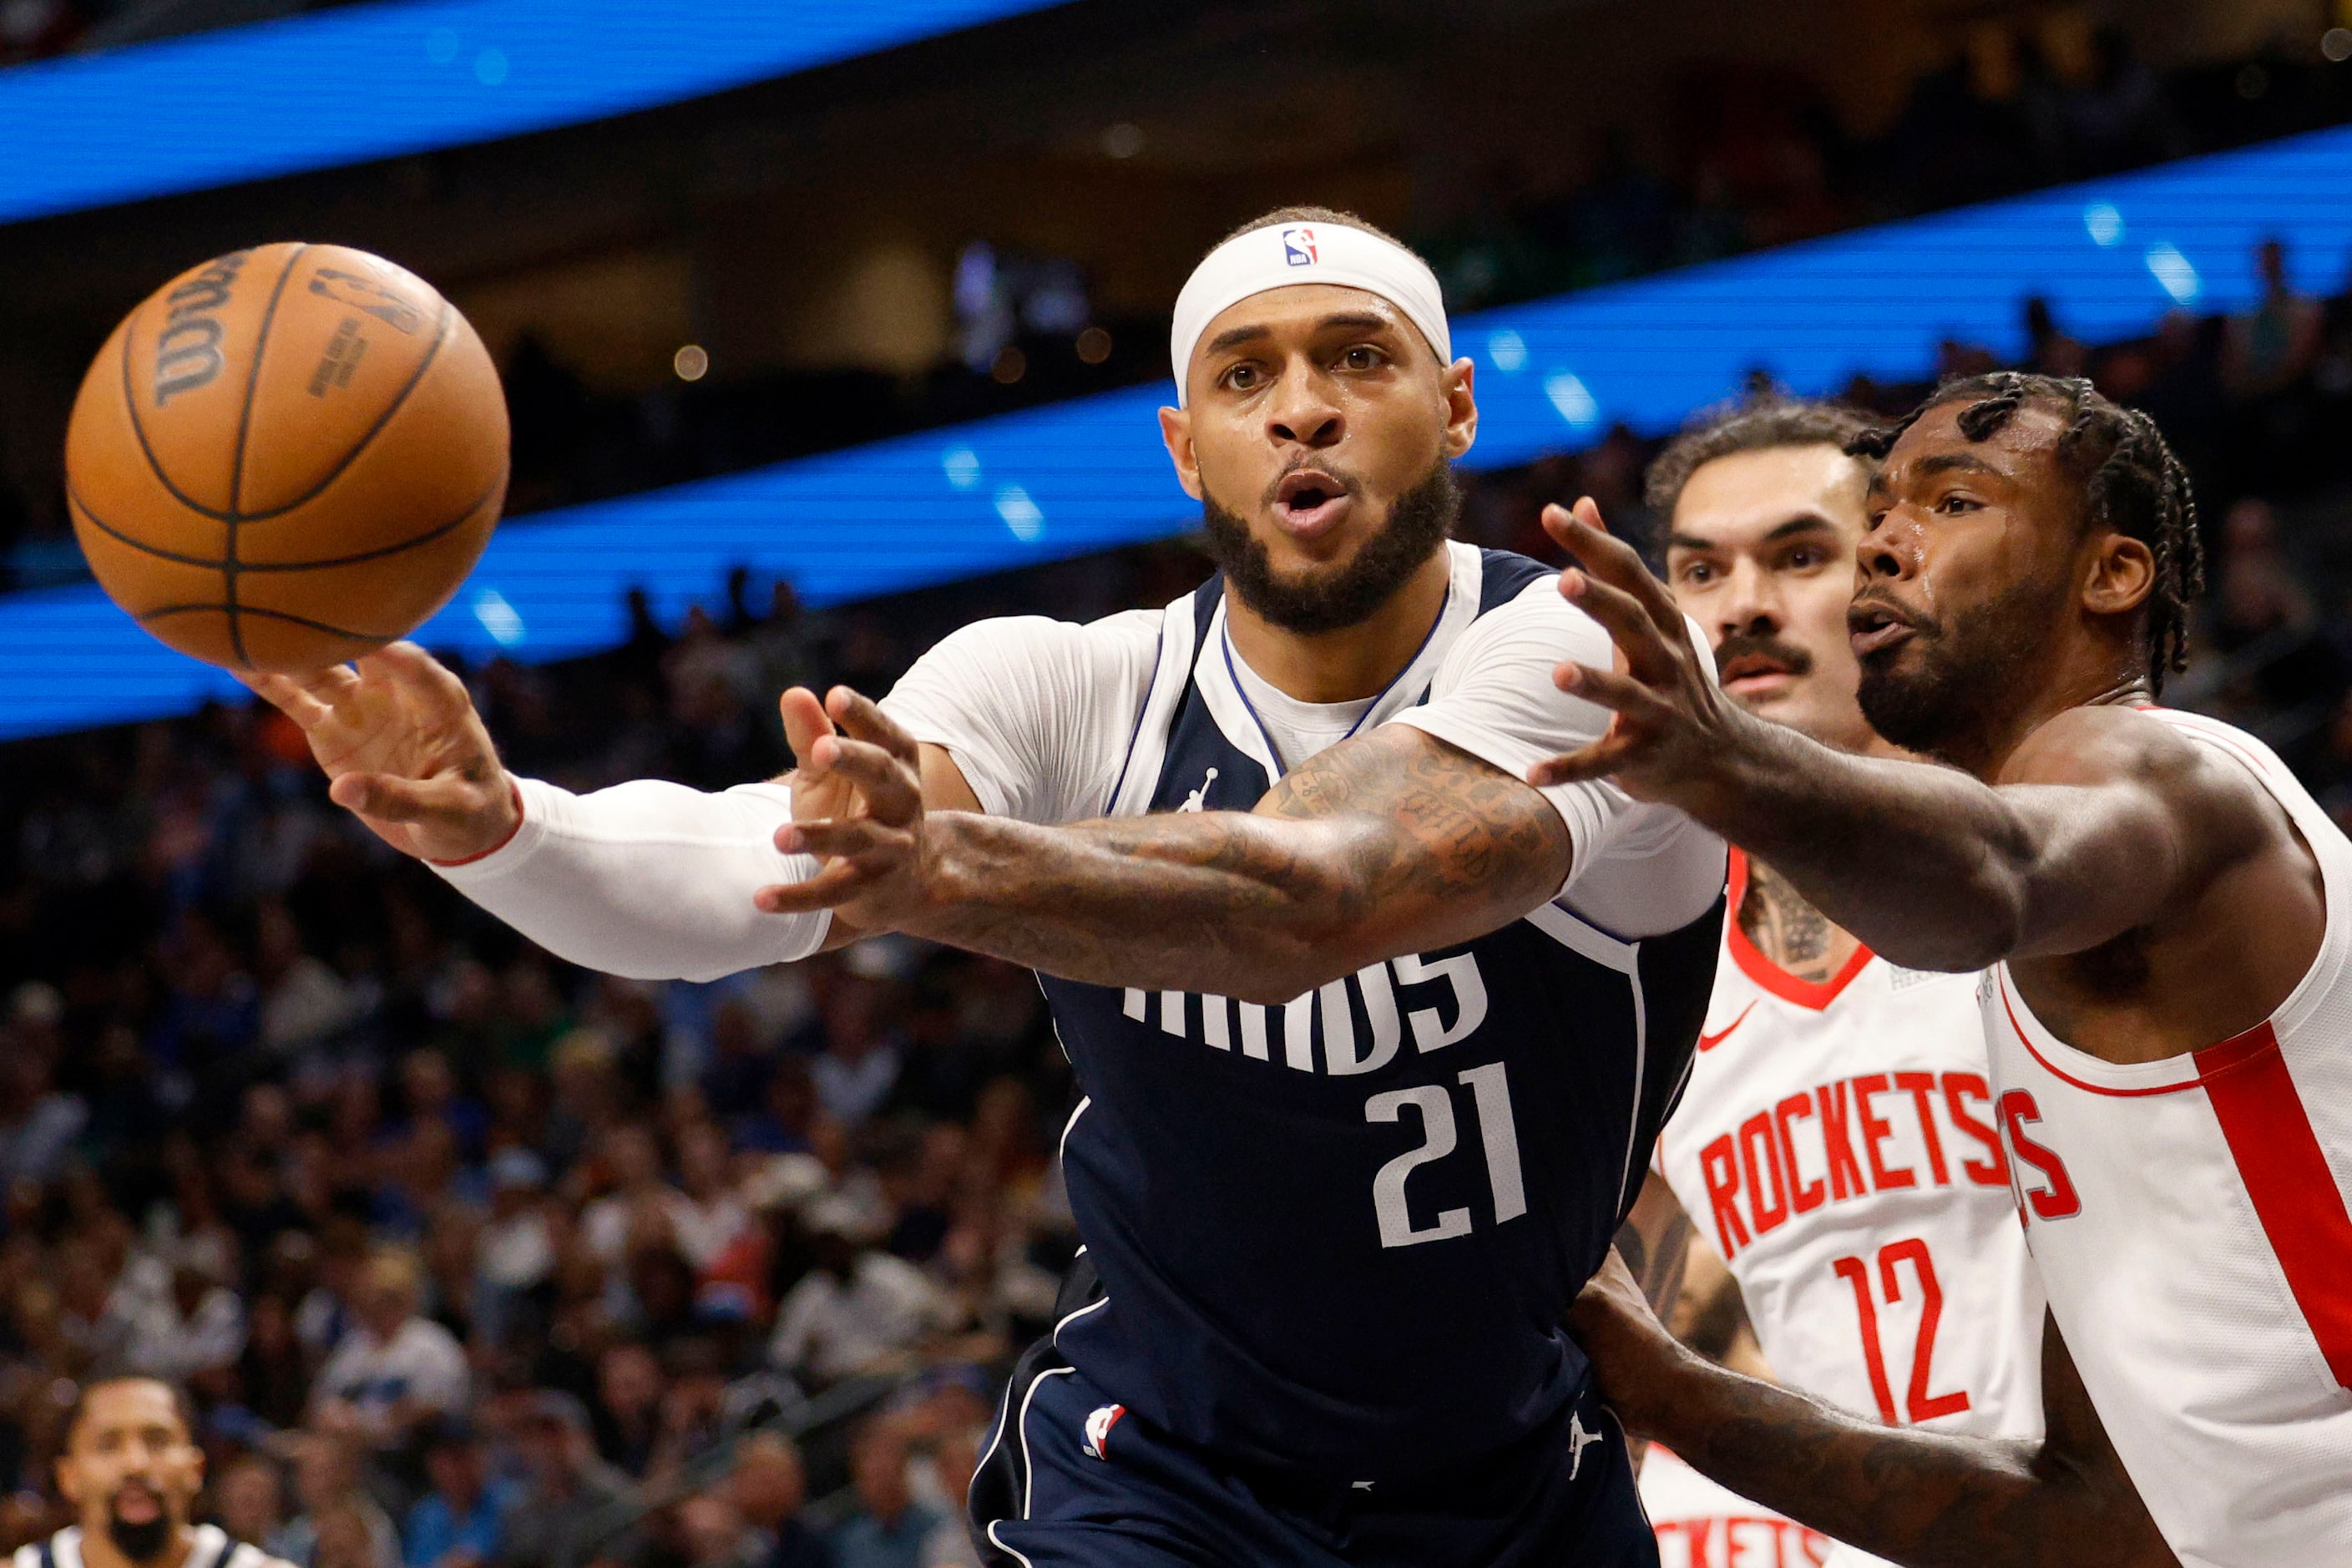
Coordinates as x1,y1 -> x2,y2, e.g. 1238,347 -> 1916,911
1879,1237 -> 1971,1422
1816,1080 -> 1865,1201
1854,1073 -> 1917,1191
1894,1070 -> 1950,1186
1998,1090 -> 2081,1221
1739,1112 -> 1790,1235
1775,1092 -> 1825,1212
1832,1253 -> 1899,1423
1941,1072 -> 2009,1187
1699,1133 -> 1750,1257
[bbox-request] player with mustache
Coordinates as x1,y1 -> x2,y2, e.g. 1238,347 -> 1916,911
1545,371 -> 2352,1566
1627,402 -> 2045,1567
18,1378 -> 296,1568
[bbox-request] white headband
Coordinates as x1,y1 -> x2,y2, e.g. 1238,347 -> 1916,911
1168,220 -> 1451,407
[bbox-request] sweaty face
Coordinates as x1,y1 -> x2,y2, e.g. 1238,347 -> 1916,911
1665,445 -> 1874,750
58,1383 -> 202,1564
1163,283 -> 1472,634
1849,401 -> 2083,763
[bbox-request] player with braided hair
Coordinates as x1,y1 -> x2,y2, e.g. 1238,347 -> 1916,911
1530,373 -> 2352,1566
1846,371 -> 2203,689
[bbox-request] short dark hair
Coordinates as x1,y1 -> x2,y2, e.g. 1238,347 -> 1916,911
61,1378 -> 197,1449
1214,205 -> 1413,253
1848,372 -> 2204,692
1643,400 -> 1877,518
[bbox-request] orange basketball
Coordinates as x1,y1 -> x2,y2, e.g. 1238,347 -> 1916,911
63,242 -> 508,672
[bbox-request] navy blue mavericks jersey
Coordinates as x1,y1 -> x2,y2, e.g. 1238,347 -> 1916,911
1036,548 -> 1724,1479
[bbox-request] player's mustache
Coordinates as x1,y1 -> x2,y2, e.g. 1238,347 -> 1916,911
1714,630 -> 1814,676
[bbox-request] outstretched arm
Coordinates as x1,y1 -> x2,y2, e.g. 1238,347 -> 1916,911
1571,1251 -> 2175,1568
1529,502 -> 2284,974
765,689 -> 1571,1003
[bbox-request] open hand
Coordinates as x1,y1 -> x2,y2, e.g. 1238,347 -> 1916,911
240,642 -> 518,862
1530,498 -> 1746,807
756,686 -> 933,931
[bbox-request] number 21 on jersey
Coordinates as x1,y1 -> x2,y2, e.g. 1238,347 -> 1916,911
1364,1062 -> 1526,1248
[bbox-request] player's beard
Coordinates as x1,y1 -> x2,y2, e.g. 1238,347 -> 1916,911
1855,571 -> 2069,764
106,1497 -> 173,1564
1200,460 -> 1459,635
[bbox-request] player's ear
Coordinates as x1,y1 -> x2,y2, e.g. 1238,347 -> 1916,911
1442,357 -> 1479,460
54,1452 -> 80,1507
1158,405 -> 1203,502
2082,532 -> 2155,619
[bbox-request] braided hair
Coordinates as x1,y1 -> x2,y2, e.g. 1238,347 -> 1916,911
1847,372 -> 2203,692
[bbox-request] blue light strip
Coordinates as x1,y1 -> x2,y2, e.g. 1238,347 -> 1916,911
0,0 -> 1070,225
8,124 -> 2352,741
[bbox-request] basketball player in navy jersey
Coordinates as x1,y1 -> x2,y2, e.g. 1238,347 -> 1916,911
247,207 -> 1724,1565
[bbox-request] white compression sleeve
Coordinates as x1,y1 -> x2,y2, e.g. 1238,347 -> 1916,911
431,776 -> 832,982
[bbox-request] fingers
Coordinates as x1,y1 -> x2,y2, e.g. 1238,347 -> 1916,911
1558,567 -> 1683,686
361,641 -> 475,723
814,737 -> 923,824
1545,500 -> 1687,639
238,671 -> 332,731
752,859 -> 877,914
327,771 -> 484,825
1527,736 -> 1643,788
826,687 -> 920,766
779,687 -> 835,767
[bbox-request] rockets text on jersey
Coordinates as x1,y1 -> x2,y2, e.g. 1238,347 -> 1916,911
1982,708 -> 2352,1567
1657,851 -> 2046,1442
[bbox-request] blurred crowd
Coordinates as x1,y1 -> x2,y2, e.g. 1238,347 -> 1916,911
0,580 -> 1099,1565
10,217 -> 2352,1566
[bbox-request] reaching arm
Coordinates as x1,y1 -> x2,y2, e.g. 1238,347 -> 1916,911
1571,1251 -> 2177,1568
1530,502 -> 2285,973
769,695 -> 1574,1003
1614,1168 -> 1695,1322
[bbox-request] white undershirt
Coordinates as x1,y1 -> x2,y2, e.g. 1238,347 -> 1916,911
435,543 -> 1724,972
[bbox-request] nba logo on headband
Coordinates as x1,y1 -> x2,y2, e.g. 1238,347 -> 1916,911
1282,228 -> 1318,266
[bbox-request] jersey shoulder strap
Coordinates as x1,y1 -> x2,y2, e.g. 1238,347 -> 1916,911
1475,548 -> 1552,615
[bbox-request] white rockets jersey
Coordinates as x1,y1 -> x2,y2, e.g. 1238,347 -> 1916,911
1981,707 -> 2352,1568
1639,1444 -> 1832,1567
1657,851 -> 2046,1449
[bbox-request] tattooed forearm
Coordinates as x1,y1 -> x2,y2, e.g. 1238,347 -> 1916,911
900,726 -> 1572,1000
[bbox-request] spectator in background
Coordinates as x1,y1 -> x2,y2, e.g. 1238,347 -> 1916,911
281,1432 -> 402,1568
667,1123 -> 749,1272
473,1150 -> 555,1344
402,1420 -> 513,1568
725,1434 -> 824,1568
593,1343 -> 666,1479
494,1393 -> 635,1568
767,1200 -> 950,1388
805,956 -> 906,1130
0,1020 -> 86,1187
2213,497 -> 2316,650
826,1419 -> 938,1568
215,1453 -> 289,1552
676,1495 -> 764,1568
311,1250 -> 470,1453
2226,237 -> 2325,398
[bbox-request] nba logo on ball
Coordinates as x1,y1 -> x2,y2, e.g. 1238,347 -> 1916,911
1282,227 -> 1318,266
1081,1403 -> 1125,1460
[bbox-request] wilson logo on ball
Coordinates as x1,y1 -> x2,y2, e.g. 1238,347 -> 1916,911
153,250 -> 250,407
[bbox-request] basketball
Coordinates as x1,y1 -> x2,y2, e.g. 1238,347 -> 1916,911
63,242 -> 507,672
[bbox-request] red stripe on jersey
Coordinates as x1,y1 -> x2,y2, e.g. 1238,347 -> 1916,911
2195,1021 -> 2352,1391
1727,850 -> 1874,1010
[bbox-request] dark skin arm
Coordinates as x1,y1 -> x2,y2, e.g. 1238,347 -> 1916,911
1530,503 -> 2321,1062
1572,1250 -> 2176,1567
760,686 -> 1572,1004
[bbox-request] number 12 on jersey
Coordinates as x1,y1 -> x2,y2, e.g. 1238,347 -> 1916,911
1833,1237 -> 1971,1425
1364,1062 -> 1526,1248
